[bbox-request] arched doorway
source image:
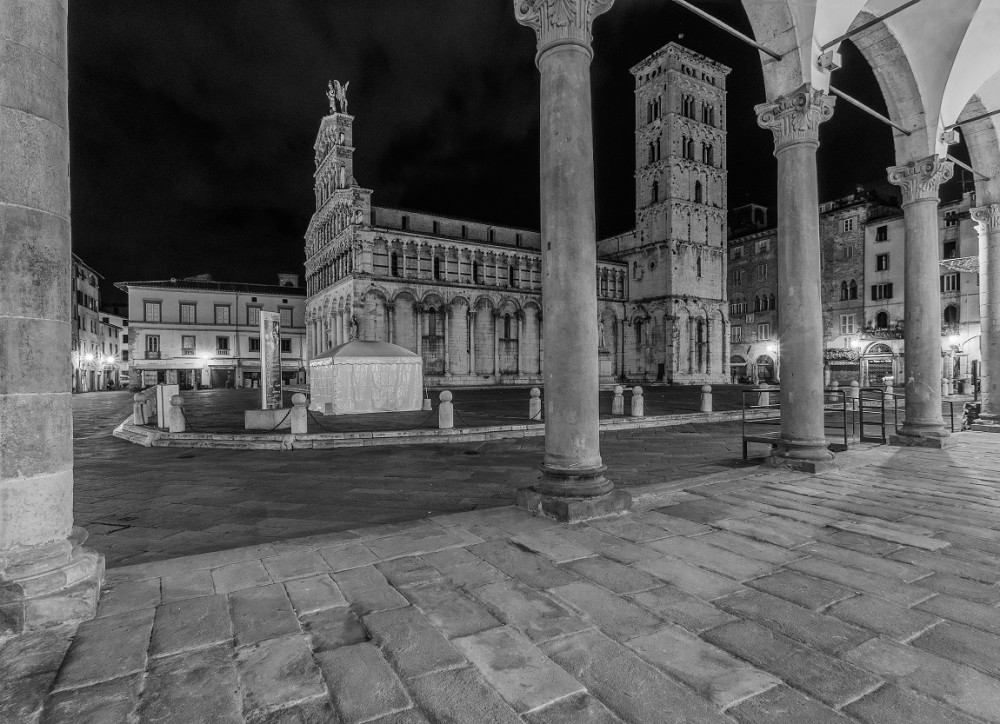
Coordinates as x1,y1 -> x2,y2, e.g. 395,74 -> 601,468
863,343 -> 895,387
730,355 -> 748,383
755,355 -> 775,382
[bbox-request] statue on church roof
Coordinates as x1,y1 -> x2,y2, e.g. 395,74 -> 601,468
326,79 -> 350,114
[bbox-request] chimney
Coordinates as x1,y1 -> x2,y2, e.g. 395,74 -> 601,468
278,273 -> 300,287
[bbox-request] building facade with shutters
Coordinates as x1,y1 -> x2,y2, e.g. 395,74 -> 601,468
116,275 -> 307,390
306,43 -> 729,387
726,189 -> 982,388
71,254 -> 105,393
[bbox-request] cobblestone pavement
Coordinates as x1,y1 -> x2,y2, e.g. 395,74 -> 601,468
73,391 -> 751,568
8,432 -> 1000,723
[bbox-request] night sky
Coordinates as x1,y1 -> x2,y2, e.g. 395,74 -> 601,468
69,0 -> 919,305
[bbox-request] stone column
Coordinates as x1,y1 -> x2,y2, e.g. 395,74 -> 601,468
493,309 -> 501,377
887,156 -> 955,447
386,301 -> 396,344
513,0 -> 628,519
687,318 -> 695,374
443,307 -> 451,376
517,310 -> 525,374
756,84 -> 837,471
972,204 -> 1000,428
706,317 -> 713,375
468,310 -> 477,374
414,303 -> 423,356
1,0 -> 103,633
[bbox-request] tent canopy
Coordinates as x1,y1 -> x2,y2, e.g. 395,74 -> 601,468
309,340 -> 423,414
312,340 -> 420,362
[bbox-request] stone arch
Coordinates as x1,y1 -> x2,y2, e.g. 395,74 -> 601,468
846,11 -> 934,161
496,296 -> 521,315
421,291 -> 446,308
960,87 -> 1000,204
472,295 -> 496,312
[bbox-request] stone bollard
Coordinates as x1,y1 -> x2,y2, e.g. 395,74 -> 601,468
849,380 -> 860,407
700,384 -> 713,412
756,382 -> 770,407
612,385 -> 624,415
168,395 -> 186,433
133,393 -> 145,425
828,380 -> 840,404
883,384 -> 894,409
631,386 -> 644,417
529,387 -> 543,421
290,393 -> 308,435
438,391 -> 454,429
941,378 -> 951,397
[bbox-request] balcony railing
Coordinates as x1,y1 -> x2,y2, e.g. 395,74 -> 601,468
216,349 -> 231,355
144,350 -> 161,359
181,348 -> 195,356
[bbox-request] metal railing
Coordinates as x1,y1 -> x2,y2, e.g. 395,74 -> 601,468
741,387 -> 850,460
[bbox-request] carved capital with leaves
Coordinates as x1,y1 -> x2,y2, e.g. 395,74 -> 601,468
887,156 -> 954,206
513,0 -> 615,60
755,84 -> 835,154
971,203 -> 1000,235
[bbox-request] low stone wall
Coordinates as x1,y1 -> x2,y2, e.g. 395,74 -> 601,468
112,407 -> 777,451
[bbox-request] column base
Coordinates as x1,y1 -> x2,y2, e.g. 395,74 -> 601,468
0,528 -> 104,637
517,487 -> 632,522
972,419 -> 1000,433
765,440 -> 837,474
891,426 -> 955,449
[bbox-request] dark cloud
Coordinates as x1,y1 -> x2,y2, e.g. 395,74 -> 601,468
69,1 -> 901,304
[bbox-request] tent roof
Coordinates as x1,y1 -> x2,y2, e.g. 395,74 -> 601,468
312,340 -> 419,361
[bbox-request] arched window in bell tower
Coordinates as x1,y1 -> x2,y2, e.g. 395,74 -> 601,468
694,181 -> 702,203
655,137 -> 661,160
433,256 -> 442,281
696,256 -> 702,278
390,252 -> 399,277
648,142 -> 655,164
651,180 -> 659,204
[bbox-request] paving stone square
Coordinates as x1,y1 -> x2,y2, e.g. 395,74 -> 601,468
7,396 -> 1000,723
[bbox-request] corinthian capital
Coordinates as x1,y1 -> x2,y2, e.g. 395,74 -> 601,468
513,0 -> 615,60
887,156 -> 954,206
755,84 -> 835,153
971,203 -> 1000,234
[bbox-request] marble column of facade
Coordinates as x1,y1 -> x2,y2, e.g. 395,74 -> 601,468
468,310 -> 477,374
386,302 -> 395,344
688,318 -> 695,374
493,310 -> 501,377
414,304 -> 423,356
706,318 -> 713,375
972,204 -> 1000,427
1,0 -> 104,632
756,84 -> 836,470
443,307 -> 451,376
514,0 -> 628,518
516,311 -> 525,374
887,156 -> 955,447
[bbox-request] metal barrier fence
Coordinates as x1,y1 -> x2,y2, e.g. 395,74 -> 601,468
743,387 -> 959,456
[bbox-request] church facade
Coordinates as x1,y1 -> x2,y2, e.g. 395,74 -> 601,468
304,43 -> 729,386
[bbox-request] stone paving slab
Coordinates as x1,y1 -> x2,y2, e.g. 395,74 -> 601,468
9,426 -> 1000,722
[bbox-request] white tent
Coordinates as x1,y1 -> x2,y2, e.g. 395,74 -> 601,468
309,340 -> 423,414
